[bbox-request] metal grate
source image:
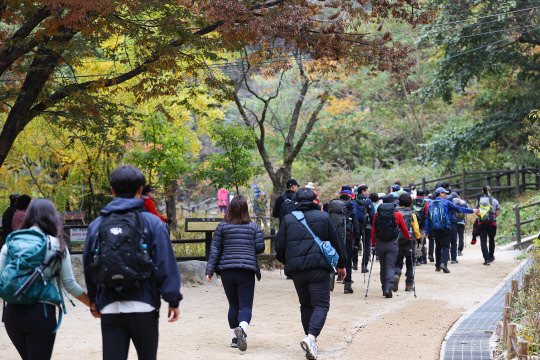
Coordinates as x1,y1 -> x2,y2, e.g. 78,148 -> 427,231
442,259 -> 531,360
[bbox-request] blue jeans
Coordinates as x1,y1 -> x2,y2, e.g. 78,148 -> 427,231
433,228 -> 452,267
450,223 -> 458,261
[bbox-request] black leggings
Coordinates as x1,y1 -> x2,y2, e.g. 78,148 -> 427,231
220,269 -> 256,329
3,302 -> 57,360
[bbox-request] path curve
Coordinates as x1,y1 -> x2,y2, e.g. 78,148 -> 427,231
0,243 -> 521,359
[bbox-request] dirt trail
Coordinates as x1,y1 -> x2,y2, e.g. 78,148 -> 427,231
0,242 -> 521,360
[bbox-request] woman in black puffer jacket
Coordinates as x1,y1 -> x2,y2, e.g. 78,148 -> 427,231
206,196 -> 265,352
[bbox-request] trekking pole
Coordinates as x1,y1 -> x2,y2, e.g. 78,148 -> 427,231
410,239 -> 417,298
365,250 -> 376,297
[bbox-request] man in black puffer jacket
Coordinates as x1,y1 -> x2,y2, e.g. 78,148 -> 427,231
276,187 -> 346,360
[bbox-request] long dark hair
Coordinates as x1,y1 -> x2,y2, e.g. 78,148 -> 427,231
224,196 -> 251,225
20,198 -> 66,254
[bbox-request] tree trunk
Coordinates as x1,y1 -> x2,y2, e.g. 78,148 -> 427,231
165,180 -> 178,229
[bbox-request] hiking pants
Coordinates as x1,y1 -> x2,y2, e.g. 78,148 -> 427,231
292,269 -> 331,338
450,223 -> 458,261
344,237 -> 354,283
428,233 -> 434,258
101,311 -> 159,360
3,303 -> 57,360
457,223 -> 465,252
433,228 -> 452,267
362,227 -> 372,269
376,239 -> 398,292
478,224 -> 497,262
394,245 -> 414,285
419,234 -> 427,263
221,269 -> 256,328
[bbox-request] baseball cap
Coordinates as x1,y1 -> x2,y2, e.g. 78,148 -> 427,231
340,190 -> 354,198
435,187 -> 450,195
286,179 -> 298,188
392,184 -> 400,191
403,187 -> 412,194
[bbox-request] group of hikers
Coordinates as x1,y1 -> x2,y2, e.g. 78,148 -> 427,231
0,166 -> 501,360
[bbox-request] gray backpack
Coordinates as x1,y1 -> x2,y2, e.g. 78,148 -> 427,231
397,207 -> 413,246
327,199 -> 351,246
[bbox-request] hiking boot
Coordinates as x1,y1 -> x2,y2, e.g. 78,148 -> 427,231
383,289 -> 393,298
421,259 -> 428,265
329,274 -> 335,292
361,267 -> 369,273
405,283 -> 414,292
435,266 -> 441,272
231,338 -> 238,348
353,262 -> 358,271
458,251 -> 463,256
344,282 -> 354,294
234,327 -> 247,352
393,275 -> 400,292
451,260 -> 458,264
428,255 -> 434,262
440,264 -> 450,273
300,337 -> 318,359
483,261 -> 491,266
490,255 -> 495,262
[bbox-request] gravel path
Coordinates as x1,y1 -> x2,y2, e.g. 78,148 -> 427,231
0,242 -> 521,360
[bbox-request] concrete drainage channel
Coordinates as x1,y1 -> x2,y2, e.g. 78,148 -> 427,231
440,255 -> 532,360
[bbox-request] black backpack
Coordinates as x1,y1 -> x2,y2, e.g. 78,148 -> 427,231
279,194 -> 296,222
397,207 -> 413,246
92,209 -> 154,292
327,199 -> 352,246
375,203 -> 400,242
355,197 -> 370,227
413,198 -> 427,229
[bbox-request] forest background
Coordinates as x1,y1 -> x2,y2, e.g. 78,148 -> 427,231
0,0 -> 539,236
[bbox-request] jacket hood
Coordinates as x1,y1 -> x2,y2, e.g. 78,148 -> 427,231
295,201 -> 321,212
100,197 -> 145,215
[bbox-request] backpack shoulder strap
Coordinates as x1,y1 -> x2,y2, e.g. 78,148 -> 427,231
292,211 -> 323,247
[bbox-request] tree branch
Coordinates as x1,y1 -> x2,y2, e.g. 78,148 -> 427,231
285,90 -> 328,165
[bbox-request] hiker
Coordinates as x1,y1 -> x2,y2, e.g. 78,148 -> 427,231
390,184 -> 401,200
83,165 -> 182,360
275,187 -> 346,360
475,186 -> 500,265
369,192 -> 380,212
1,193 -> 19,245
206,196 -> 265,352
323,187 -> 361,294
412,189 -> 428,264
11,195 -> 31,231
452,190 -> 468,256
305,182 -> 319,205
253,185 -> 267,218
0,198 -> 92,360
356,185 -> 376,273
393,194 -> 421,292
425,187 -> 478,273
408,182 -> 417,198
141,185 -> 169,223
272,179 -> 298,224
341,185 -> 365,271
442,184 -> 460,264
371,195 -> 411,298
218,188 -> 230,214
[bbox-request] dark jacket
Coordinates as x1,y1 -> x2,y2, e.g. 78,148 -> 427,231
323,199 -> 361,248
206,221 -> 265,278
83,198 -> 182,311
275,202 -> 346,277
272,190 -> 296,221
1,205 -> 16,241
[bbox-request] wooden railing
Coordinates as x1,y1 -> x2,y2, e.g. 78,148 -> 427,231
414,165 -> 540,202
502,276 -> 532,359
514,201 -> 540,244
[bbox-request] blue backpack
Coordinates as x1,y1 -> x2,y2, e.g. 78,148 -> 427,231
428,200 -> 449,230
0,229 -> 68,332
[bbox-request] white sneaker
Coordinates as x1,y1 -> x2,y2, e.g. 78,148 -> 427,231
300,336 -> 318,359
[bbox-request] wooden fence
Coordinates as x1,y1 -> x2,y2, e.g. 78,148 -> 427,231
502,276 -> 533,359
412,165 -> 540,202
514,200 -> 540,245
